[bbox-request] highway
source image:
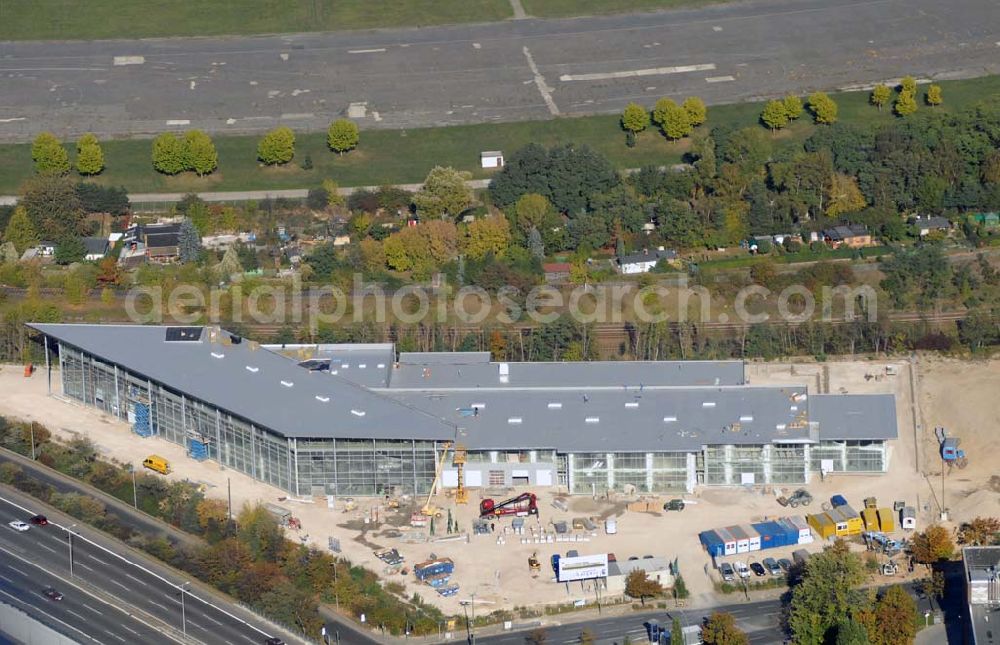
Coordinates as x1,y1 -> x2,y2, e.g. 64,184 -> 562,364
1,0 -> 999,141
0,489 -> 283,645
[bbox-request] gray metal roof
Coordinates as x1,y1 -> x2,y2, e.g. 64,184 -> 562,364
266,343 -> 394,388
387,357 -> 745,390
383,385 -> 814,451
808,394 -> 898,440
29,324 -> 453,442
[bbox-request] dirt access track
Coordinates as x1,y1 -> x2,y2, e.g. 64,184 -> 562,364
0,354 -> 996,616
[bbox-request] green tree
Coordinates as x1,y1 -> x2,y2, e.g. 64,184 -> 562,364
75,133 -> 104,175
3,206 -> 39,254
868,585 -> 916,645
826,173 -> 866,217
183,130 -> 218,175
958,517 -> 1000,546
808,92 -> 838,124
462,214 -> 511,259
870,84 -> 891,111
327,118 -> 359,155
624,569 -> 662,605
514,193 -> 552,234
413,166 -> 472,217
19,174 -> 84,239
682,96 -> 707,126
761,100 -> 789,132
670,617 -> 684,645
621,102 -> 651,135
31,132 -> 70,174
152,133 -> 186,175
178,218 -> 203,263
54,236 -> 86,265
899,75 -> 917,95
653,98 -> 693,140
789,540 -> 867,645
783,95 -> 804,120
911,525 -> 955,563
920,571 -> 946,611
834,618 -> 871,645
528,227 -> 544,259
257,126 -> 295,165
925,84 -> 942,106
894,90 -> 917,117
701,612 -> 748,645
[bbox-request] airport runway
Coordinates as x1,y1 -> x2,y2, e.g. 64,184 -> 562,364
1,0 -> 998,142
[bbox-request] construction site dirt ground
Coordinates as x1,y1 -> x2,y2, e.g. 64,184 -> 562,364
1,354 -> 997,618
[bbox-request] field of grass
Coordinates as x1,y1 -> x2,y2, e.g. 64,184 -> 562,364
1,75 -> 998,195
521,0 -> 724,18
0,0 -> 511,40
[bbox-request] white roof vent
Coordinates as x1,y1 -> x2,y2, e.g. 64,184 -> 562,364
377,363 -> 385,369
341,363 -> 349,369
547,402 -> 562,409
739,415 -> 754,422
351,409 -> 366,417
702,401 -> 716,408
585,417 -> 600,424
280,380 -> 294,388
245,366 -> 259,373
315,395 -> 330,403
776,424 -> 787,430
211,352 -> 225,359
663,416 -> 677,423
359,364 -> 367,369
330,370 -> 338,375
507,417 -> 523,424
471,403 -> 486,410
625,402 -> 639,409
498,362 -> 509,384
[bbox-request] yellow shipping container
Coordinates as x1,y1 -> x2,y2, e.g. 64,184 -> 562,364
807,512 -> 837,539
877,508 -> 895,533
828,505 -> 863,536
862,507 -> 880,530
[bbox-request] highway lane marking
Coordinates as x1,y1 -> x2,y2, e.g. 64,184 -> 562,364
83,603 -> 103,615
36,542 -> 58,554
280,112 -> 315,120
348,48 -> 387,54
522,46 -> 560,116
166,119 -> 191,126
0,117 -> 27,123
0,587 -> 105,645
125,573 -> 149,587
77,562 -> 96,572
204,613 -> 223,625
706,75 -> 736,83
106,632 -> 126,642
65,608 -> 88,621
7,565 -> 29,577
0,575 -> 11,583
559,63 -> 715,82
109,579 -> 130,591
113,56 -> 145,66
0,67 -> 107,72
147,599 -> 169,611
121,625 -> 139,636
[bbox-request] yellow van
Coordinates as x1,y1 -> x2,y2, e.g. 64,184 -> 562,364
142,455 -> 171,475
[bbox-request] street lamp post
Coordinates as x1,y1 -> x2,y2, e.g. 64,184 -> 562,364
178,581 -> 191,635
29,422 -> 36,460
67,524 -> 77,577
131,467 -> 138,509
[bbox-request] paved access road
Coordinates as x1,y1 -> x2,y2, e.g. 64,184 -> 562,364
0,491 -> 281,645
1,0 -> 999,142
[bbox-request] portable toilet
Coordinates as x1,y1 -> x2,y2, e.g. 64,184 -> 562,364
700,531 -> 726,558
728,525 -> 750,554
877,508 -> 895,533
807,513 -> 837,540
715,527 -> 738,556
862,507 -> 880,531
741,524 -> 762,552
900,507 -> 916,531
787,515 -> 814,544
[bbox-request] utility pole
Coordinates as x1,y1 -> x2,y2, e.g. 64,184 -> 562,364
67,524 -> 77,577
29,422 -> 36,460
178,581 -> 191,635
227,477 -> 233,521
132,467 -> 138,509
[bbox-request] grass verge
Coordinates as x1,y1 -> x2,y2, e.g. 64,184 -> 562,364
521,0 -> 725,18
0,75 -> 998,195
0,0 -> 511,40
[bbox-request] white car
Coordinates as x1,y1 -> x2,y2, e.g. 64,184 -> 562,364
734,561 -> 751,579
8,520 -> 30,532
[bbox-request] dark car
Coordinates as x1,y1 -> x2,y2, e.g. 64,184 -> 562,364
264,638 -> 285,645
30,515 -> 48,526
663,499 -> 685,512
749,562 -> 766,577
42,587 -> 63,601
778,558 -> 792,573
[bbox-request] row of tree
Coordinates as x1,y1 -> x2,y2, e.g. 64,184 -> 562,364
621,96 -> 707,143
31,132 -> 105,175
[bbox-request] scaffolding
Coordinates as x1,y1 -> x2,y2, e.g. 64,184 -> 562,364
454,443 -> 468,504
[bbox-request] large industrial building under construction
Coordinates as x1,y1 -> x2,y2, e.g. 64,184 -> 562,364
29,323 -> 898,498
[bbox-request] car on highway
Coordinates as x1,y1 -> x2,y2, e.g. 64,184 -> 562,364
264,638 -> 285,645
763,557 -> 782,576
42,587 -> 63,601
719,562 -> 735,581
778,558 -> 792,573
734,562 -> 751,579
749,561 -> 766,577
29,515 -> 48,526
8,520 -> 29,532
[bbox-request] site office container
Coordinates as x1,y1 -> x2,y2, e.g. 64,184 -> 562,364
862,507 -> 880,531
877,508 -> 895,533
787,515 -> 814,544
773,518 -> 801,546
827,505 -> 863,537
752,521 -> 785,550
900,507 -> 916,530
715,527 -> 738,556
700,530 -> 726,558
727,525 -> 751,554
414,558 -> 455,580
740,524 -> 762,552
807,513 -> 837,539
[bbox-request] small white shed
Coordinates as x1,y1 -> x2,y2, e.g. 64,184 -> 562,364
480,151 -> 504,169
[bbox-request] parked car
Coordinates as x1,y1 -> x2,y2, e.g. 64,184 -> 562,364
719,562 -> 735,581
734,562 -> 750,579
42,587 -> 63,601
777,558 -> 792,573
264,638 -> 285,645
763,557 -> 782,576
29,515 -> 48,526
8,520 -> 29,532
749,561 -> 766,577
663,499 -> 686,512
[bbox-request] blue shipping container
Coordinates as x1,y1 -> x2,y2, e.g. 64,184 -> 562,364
700,530 -> 726,558
752,522 -> 784,549
775,518 -> 800,545
414,558 -> 454,580
831,494 -> 848,507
